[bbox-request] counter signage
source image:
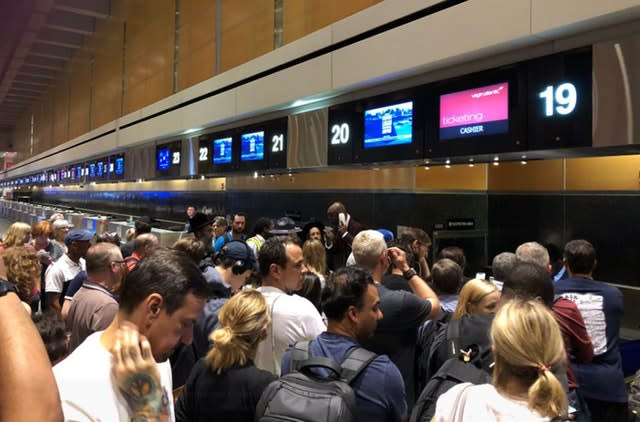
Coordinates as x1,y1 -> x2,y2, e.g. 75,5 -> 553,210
527,48 -> 592,149
156,141 -> 182,178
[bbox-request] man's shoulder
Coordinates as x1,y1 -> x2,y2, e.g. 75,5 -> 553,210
54,333 -> 109,385
278,293 -> 322,318
557,277 -> 622,296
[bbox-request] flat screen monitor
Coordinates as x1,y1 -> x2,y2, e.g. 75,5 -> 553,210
157,148 -> 171,170
89,163 -> 96,177
240,131 -> 264,161
363,101 -> 413,149
96,162 -> 104,177
439,82 -> 509,141
115,157 -> 124,176
213,137 -> 233,165
76,166 -> 82,179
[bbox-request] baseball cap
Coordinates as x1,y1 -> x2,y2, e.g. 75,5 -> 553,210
64,229 -> 94,246
221,240 -> 257,270
376,228 -> 394,245
52,219 -> 73,230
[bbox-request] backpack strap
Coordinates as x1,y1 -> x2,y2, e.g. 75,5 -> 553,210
340,347 -> 377,384
446,319 -> 462,358
290,340 -> 311,373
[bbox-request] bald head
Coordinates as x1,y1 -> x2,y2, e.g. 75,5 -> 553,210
86,243 -> 123,275
133,233 -> 159,256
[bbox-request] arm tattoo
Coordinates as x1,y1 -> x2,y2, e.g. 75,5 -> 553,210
122,373 -> 169,422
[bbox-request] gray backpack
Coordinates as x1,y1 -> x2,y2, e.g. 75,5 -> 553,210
255,341 -> 377,422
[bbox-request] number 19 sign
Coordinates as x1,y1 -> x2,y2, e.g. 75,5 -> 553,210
528,48 -> 592,149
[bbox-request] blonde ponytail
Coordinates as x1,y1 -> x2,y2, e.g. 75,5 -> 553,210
491,300 -> 568,419
528,366 -> 567,418
205,290 -> 270,374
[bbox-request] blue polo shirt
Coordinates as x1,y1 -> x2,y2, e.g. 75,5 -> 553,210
554,277 -> 626,403
281,332 -> 407,422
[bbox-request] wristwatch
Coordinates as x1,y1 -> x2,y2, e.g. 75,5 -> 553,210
0,279 -> 17,298
402,268 -> 418,280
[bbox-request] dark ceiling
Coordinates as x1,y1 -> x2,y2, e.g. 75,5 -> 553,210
0,0 -> 110,133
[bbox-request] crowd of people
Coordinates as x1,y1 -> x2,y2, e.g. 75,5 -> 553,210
0,201 -> 632,421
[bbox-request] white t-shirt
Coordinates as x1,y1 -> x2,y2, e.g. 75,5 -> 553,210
45,254 -> 85,294
255,286 -> 326,375
434,383 -> 549,422
53,331 -> 174,422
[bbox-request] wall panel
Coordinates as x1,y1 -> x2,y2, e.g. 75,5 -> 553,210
91,18 -> 124,128
220,0 -> 274,72
416,164 -> 487,190
177,0 -> 215,90
123,0 -> 175,114
68,52 -> 92,139
52,78 -> 70,146
227,167 -> 415,191
488,160 -> 564,191
566,155 -> 640,191
282,0 -> 381,45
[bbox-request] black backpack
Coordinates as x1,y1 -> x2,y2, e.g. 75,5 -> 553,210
416,310 -> 452,392
255,341 -> 377,422
410,320 -> 493,422
425,313 -> 494,380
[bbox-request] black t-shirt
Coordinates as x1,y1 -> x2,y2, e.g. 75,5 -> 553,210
175,359 -> 276,422
363,284 -> 431,408
381,273 -> 412,293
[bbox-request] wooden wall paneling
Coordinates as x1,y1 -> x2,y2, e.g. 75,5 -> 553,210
295,0 -> 381,38
488,160 -> 564,191
227,167 -> 416,191
52,78 -> 70,146
282,0 -> 306,45
177,42 -> 215,90
415,164 -> 488,191
68,52 -> 92,139
92,18 -> 124,127
123,0 -> 175,113
566,155 -> 640,191
176,0 -> 215,90
220,0 -> 274,72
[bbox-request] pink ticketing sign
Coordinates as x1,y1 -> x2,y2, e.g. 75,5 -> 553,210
439,82 -> 509,140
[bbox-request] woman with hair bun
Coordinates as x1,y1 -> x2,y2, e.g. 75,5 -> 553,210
434,300 -> 568,421
175,289 -> 276,422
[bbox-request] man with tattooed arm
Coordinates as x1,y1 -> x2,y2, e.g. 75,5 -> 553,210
53,249 -> 208,421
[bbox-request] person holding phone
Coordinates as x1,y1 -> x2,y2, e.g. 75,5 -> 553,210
325,202 -> 366,270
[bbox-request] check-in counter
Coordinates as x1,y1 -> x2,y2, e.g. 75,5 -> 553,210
82,216 -> 110,235
108,221 -> 132,240
152,228 -> 187,248
66,213 -> 85,228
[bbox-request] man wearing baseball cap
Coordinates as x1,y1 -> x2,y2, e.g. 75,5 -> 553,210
193,240 -> 257,359
45,229 -> 93,313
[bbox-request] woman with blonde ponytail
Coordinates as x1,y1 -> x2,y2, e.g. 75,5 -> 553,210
175,290 -> 276,422
433,300 -> 568,421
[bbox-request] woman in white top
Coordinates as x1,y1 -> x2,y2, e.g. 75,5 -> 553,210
434,300 -> 567,422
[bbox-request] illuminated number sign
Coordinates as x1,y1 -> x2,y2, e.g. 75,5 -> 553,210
528,48 -> 592,149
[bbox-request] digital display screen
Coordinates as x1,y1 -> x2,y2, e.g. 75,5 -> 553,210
76,166 -> 82,178
89,163 -> 95,177
115,157 -> 124,176
240,131 -> 264,161
439,82 -> 509,140
96,162 -> 104,177
157,148 -> 171,170
363,101 -> 413,149
213,137 -> 232,165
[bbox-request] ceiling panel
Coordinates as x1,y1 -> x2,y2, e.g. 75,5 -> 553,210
0,0 -> 110,133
